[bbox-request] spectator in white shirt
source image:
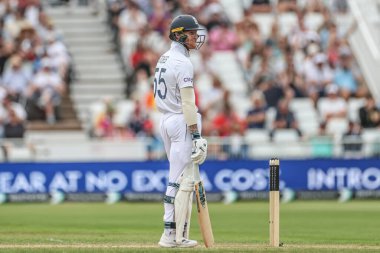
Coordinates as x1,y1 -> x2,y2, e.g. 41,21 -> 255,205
28,57 -> 65,124
2,55 -> 31,102
318,83 -> 347,123
46,33 -> 70,78
118,0 -> 148,64
304,53 -> 333,100
24,0 -> 42,28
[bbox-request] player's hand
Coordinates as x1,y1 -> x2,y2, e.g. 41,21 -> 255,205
191,137 -> 208,165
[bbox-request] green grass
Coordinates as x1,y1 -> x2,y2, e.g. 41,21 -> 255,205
0,201 -> 379,252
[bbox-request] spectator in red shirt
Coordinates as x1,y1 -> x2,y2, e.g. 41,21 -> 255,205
212,100 -> 245,137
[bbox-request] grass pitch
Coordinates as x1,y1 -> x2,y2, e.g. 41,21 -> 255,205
0,201 -> 379,252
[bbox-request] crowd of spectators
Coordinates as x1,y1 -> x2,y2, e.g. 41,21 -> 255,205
0,0 -> 71,140
97,0 -> 380,159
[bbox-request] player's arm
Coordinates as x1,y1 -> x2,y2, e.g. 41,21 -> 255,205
177,59 -> 199,135
180,87 -> 198,132
180,87 -> 207,164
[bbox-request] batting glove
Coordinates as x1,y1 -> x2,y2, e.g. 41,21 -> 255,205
191,132 -> 208,165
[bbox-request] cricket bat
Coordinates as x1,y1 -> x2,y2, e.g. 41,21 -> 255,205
194,163 -> 214,248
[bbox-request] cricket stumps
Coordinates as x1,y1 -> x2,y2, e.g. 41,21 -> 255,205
269,158 -> 280,247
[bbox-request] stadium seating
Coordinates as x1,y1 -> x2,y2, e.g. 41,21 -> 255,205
273,129 -> 300,143
326,118 -> 349,137
245,129 -> 271,144
290,98 -> 320,136
348,98 -> 366,122
362,128 -> 380,157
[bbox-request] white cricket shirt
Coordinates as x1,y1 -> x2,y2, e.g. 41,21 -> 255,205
153,42 -> 196,114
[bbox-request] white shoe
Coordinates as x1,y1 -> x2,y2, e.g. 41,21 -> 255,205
158,233 -> 176,248
177,237 -> 198,248
158,232 -> 197,248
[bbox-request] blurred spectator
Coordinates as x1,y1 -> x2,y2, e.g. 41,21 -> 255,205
249,39 -> 284,87
165,0 -> 181,15
130,40 -> 149,70
36,13 -> 57,41
342,121 -> 363,158
269,98 -> 302,139
208,20 -> 239,51
199,2 -> 226,31
4,9 -> 26,41
148,0 -> 170,36
0,35 -> 14,76
300,42 -> 320,81
4,109 -> 26,138
304,53 -> 333,101
24,0 -> 42,28
236,12 -> 262,74
304,0 -> 325,12
280,46 -> 306,98
277,0 -> 297,12
210,97 -> 248,159
129,100 -> 148,136
199,75 -> 225,120
118,0 -> 148,65
0,94 -> 27,138
359,95 -> 380,128
326,30 -> 340,68
255,75 -> 284,108
94,98 -> 116,138
46,33 -> 70,79
283,85 -> 295,102
212,100 -> 246,137
317,13 -> 336,52
250,0 -> 272,13
106,0 -> 123,45
333,47 -> 360,99
264,38 -> 286,75
288,9 -> 320,51
246,90 -> 267,128
127,38 -> 160,96
16,21 -> 39,62
331,0 -> 348,13
2,55 -> 31,102
27,57 -> 65,124
93,97 -> 136,139
139,24 -> 168,56
130,68 -> 151,109
266,20 -> 283,57
317,84 -> 347,123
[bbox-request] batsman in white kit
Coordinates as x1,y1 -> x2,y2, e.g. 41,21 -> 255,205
154,15 -> 208,248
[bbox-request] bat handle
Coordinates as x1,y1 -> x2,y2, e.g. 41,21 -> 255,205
193,163 -> 201,182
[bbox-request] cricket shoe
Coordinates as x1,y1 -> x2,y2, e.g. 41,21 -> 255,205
158,232 -> 198,248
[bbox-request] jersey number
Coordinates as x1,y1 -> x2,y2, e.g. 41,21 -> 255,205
154,68 -> 167,99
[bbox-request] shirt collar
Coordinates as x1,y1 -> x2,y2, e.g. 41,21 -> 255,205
171,42 -> 189,57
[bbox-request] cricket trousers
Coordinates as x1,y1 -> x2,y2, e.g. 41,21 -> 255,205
159,112 -> 202,223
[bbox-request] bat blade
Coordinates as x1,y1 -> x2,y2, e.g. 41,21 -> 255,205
194,175 -> 214,247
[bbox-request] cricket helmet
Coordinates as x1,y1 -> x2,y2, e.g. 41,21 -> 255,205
169,15 -> 206,50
